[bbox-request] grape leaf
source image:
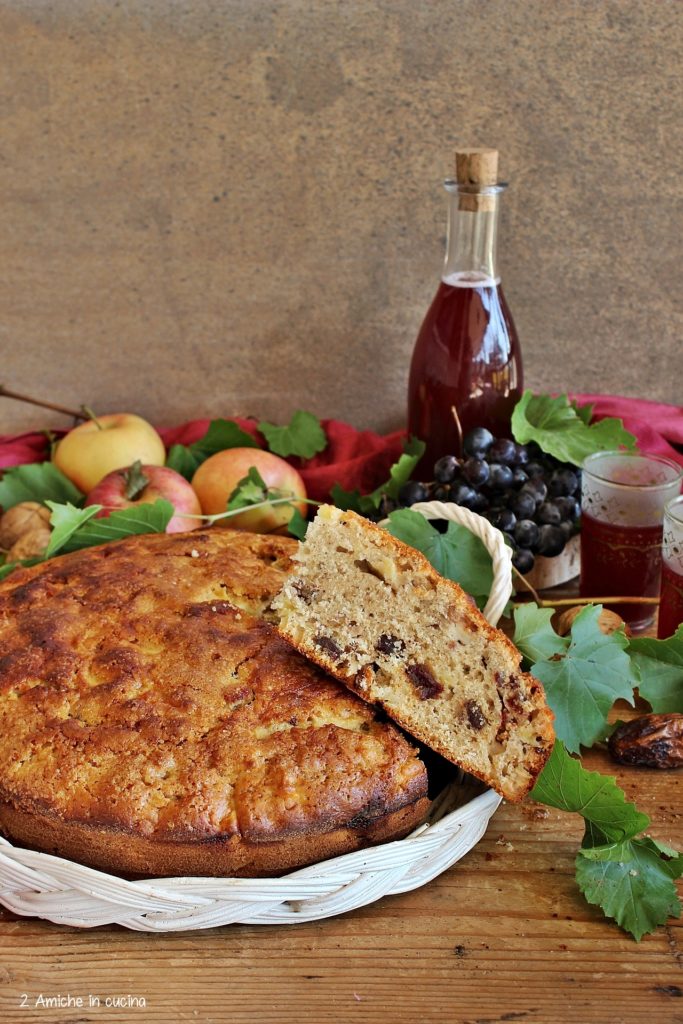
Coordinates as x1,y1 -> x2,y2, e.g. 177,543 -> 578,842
0,462 -> 84,510
377,436 -> 426,502
165,444 -> 201,480
59,499 -> 175,551
258,411 -> 327,460
165,420 -> 258,480
225,467 -> 305,531
386,508 -> 493,609
531,741 -> 650,842
511,391 -> 637,466
513,604 -> 569,665
577,836 -> 683,942
629,626 -> 683,713
330,483 -> 368,514
529,605 -> 638,752
572,399 -> 594,426
532,743 -> 682,940
227,467 -> 274,511
287,507 -> 309,541
330,437 -> 426,515
45,502 -> 102,558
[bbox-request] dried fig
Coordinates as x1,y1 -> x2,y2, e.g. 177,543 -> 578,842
608,713 -> 683,769
0,502 -> 51,549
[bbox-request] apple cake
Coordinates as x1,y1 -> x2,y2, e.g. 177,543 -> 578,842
0,529 -> 429,877
273,506 -> 555,802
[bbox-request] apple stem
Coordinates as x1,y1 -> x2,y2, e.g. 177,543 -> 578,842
81,406 -> 104,431
0,384 -> 87,421
123,461 -> 151,501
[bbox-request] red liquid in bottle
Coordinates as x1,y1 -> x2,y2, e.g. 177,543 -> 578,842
408,273 -> 523,467
658,562 -> 683,638
579,510 -> 663,629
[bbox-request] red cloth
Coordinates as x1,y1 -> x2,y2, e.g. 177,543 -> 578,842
0,417 -> 406,502
570,394 -> 683,468
0,398 -> 680,496
158,417 -> 406,503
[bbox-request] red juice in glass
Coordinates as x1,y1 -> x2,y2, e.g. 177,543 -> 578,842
658,495 -> 683,638
579,511 -> 663,626
658,564 -> 683,638
580,452 -> 682,631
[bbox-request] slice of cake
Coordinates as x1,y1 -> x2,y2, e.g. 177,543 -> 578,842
273,505 -> 554,802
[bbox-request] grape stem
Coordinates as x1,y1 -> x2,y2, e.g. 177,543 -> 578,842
449,405 -> 463,452
513,595 -> 660,608
510,564 -> 541,604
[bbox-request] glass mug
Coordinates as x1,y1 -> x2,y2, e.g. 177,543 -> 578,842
658,495 -> 683,639
579,451 -> 682,631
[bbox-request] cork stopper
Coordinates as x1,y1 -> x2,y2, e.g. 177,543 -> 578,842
455,147 -> 499,211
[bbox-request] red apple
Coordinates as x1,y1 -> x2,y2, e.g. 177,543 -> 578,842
53,413 -> 166,493
85,463 -> 203,534
191,448 -> 307,533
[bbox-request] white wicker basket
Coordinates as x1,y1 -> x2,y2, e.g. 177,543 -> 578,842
0,502 -> 511,931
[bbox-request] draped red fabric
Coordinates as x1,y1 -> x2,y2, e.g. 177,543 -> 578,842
0,397 -> 680,501
569,394 -> 683,468
159,418 -> 408,504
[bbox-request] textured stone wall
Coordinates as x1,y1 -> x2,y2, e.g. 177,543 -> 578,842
1,0 -> 680,434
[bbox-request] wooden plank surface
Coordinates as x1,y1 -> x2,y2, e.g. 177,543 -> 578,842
0,611 -> 681,1024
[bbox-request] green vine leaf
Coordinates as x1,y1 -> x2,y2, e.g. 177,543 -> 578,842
527,605 -> 638,752
0,463 -> 83,510
166,420 -> 258,480
511,391 -> 637,466
629,626 -> 683,713
259,411 -> 327,460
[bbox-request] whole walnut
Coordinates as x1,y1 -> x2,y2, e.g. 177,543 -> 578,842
0,502 -> 51,550
7,525 -> 52,561
553,605 -> 630,637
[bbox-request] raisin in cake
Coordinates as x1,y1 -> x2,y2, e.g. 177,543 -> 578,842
0,529 -> 429,877
273,506 -> 554,802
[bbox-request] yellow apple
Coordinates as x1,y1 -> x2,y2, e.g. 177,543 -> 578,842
53,413 -> 166,493
191,448 -> 307,533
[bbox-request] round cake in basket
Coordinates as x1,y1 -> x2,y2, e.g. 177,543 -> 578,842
0,530 -> 430,877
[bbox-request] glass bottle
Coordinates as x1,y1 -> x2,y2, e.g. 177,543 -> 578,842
407,148 -> 523,468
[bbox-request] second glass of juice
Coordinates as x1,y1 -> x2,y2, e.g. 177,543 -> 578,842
658,495 -> 683,638
579,451 -> 682,630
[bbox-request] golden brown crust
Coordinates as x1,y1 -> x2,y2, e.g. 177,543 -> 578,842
0,793 -> 430,879
0,529 -> 428,876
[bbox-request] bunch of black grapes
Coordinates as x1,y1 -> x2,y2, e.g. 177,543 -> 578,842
388,428 -> 581,575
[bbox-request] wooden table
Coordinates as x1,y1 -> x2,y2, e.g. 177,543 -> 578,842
0,607 -> 680,1024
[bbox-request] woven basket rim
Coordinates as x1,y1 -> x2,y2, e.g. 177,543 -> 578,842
0,783 -> 502,929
